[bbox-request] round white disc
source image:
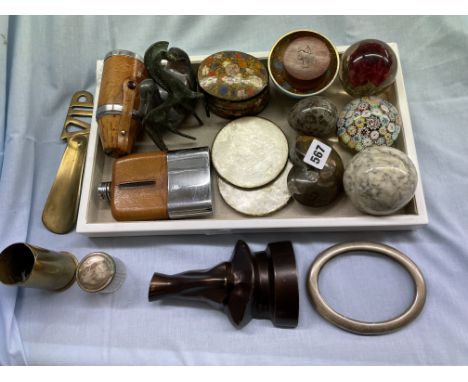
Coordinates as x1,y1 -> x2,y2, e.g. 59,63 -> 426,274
212,116 -> 289,189
218,162 -> 293,216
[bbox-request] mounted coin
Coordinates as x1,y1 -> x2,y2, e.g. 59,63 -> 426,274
76,252 -> 126,294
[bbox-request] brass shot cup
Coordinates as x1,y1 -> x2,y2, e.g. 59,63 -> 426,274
0,243 -> 77,291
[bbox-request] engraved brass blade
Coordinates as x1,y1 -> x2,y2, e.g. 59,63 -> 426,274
42,91 -> 94,234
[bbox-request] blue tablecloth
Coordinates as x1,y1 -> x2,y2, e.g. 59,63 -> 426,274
1,15 -> 467,365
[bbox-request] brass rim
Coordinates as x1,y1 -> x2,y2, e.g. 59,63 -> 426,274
307,241 -> 426,335
55,252 -> 78,292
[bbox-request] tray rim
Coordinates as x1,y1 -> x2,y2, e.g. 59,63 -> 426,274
76,43 -> 428,236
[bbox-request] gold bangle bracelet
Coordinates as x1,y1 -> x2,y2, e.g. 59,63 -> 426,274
307,241 -> 426,335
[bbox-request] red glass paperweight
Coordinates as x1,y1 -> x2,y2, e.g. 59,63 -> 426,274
340,39 -> 397,97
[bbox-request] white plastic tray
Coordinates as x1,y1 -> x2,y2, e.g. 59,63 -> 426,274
77,43 -> 428,236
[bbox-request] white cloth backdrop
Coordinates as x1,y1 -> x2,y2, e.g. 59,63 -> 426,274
0,15 -> 467,365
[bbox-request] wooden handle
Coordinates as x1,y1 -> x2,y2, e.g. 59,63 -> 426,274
117,78 -> 137,149
42,132 -> 88,234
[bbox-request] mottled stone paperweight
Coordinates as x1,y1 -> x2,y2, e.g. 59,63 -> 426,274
343,146 -> 418,215
288,96 -> 338,138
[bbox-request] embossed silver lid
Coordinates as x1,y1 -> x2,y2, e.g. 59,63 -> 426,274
76,252 -> 116,293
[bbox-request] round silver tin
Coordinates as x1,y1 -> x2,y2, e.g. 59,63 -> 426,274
76,252 -> 126,294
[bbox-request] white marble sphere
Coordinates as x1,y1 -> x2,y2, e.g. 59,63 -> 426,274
343,146 -> 418,215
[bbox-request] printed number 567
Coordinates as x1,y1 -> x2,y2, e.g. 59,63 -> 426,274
310,145 -> 325,163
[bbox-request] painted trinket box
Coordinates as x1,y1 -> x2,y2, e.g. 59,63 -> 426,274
197,51 -> 269,118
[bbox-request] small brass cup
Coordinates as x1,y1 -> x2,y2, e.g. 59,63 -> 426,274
0,243 -> 77,291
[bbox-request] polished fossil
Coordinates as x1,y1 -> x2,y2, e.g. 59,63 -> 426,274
287,136 -> 344,207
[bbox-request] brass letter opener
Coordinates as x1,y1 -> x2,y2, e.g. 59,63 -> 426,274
42,91 -> 94,234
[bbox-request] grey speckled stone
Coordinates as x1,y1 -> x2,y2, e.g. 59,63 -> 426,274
343,146 -> 418,215
288,96 -> 338,137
